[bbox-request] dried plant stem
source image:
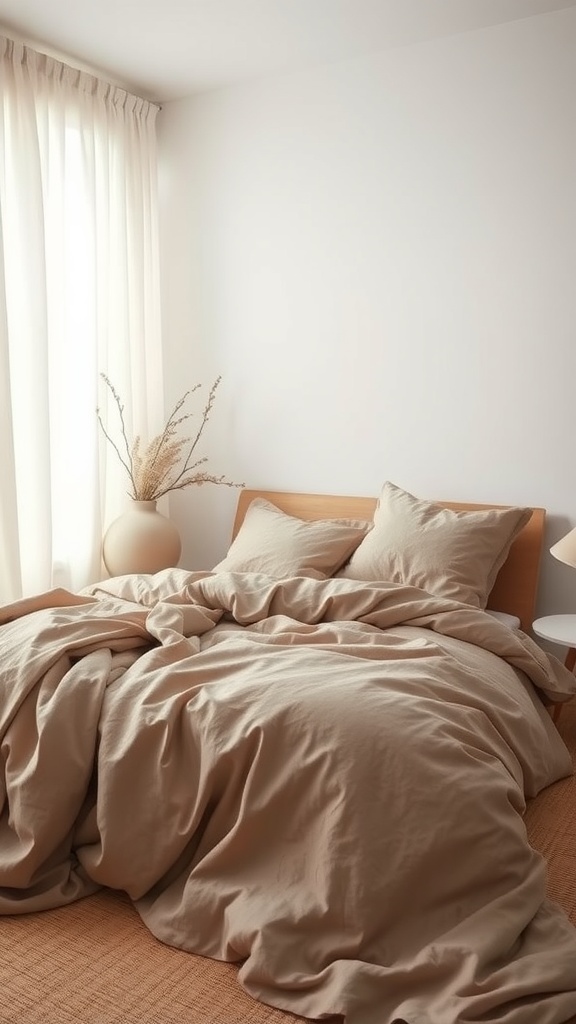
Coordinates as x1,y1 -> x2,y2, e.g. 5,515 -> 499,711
97,374 -> 243,501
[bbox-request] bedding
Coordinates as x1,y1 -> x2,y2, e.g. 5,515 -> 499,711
1,568 -> 576,1024
213,496 -> 369,577
338,481 -> 532,607
487,609 -> 521,629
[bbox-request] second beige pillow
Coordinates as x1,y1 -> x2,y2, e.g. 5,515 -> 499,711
338,481 -> 532,608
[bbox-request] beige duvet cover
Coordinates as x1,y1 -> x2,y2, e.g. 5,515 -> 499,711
2,570 -> 576,1024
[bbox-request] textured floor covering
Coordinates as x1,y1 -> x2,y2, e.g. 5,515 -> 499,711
1,702 -> 576,1024
525,698 -> 576,922
1,886 -> 308,1024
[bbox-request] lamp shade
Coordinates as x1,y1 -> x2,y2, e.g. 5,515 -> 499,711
550,527 -> 576,569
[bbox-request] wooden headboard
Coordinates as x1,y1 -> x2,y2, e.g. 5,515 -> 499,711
232,489 -> 545,633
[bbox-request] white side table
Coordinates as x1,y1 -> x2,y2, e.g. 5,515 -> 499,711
532,614 -> 576,722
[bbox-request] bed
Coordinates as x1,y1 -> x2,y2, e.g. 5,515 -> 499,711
1,481 -> 576,1024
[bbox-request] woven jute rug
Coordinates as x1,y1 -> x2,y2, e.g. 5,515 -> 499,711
0,887 -> 307,1024
1,702 -> 576,1024
525,698 -> 576,921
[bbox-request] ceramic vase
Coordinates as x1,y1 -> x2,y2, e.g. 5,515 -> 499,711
102,499 -> 182,577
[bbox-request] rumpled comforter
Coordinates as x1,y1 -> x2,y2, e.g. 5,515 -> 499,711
2,570 -> 576,1024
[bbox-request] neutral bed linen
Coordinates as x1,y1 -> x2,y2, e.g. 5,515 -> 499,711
1,569 -> 576,1024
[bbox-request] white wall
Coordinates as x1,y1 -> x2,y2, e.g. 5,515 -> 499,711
158,6 -> 576,620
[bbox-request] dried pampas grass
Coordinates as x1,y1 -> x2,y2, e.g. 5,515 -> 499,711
97,375 -> 243,501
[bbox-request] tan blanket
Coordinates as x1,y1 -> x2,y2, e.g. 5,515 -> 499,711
2,570 -> 576,1024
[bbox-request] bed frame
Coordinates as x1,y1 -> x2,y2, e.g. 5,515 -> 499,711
233,489 -> 546,634
3,491 -> 572,1024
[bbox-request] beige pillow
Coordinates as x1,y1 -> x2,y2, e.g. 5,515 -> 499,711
338,481 -> 532,608
214,498 -> 369,578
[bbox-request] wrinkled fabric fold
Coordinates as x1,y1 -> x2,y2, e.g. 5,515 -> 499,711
1,570 -> 576,1023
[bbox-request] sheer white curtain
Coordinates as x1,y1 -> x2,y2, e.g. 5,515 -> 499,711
0,36 -> 164,601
